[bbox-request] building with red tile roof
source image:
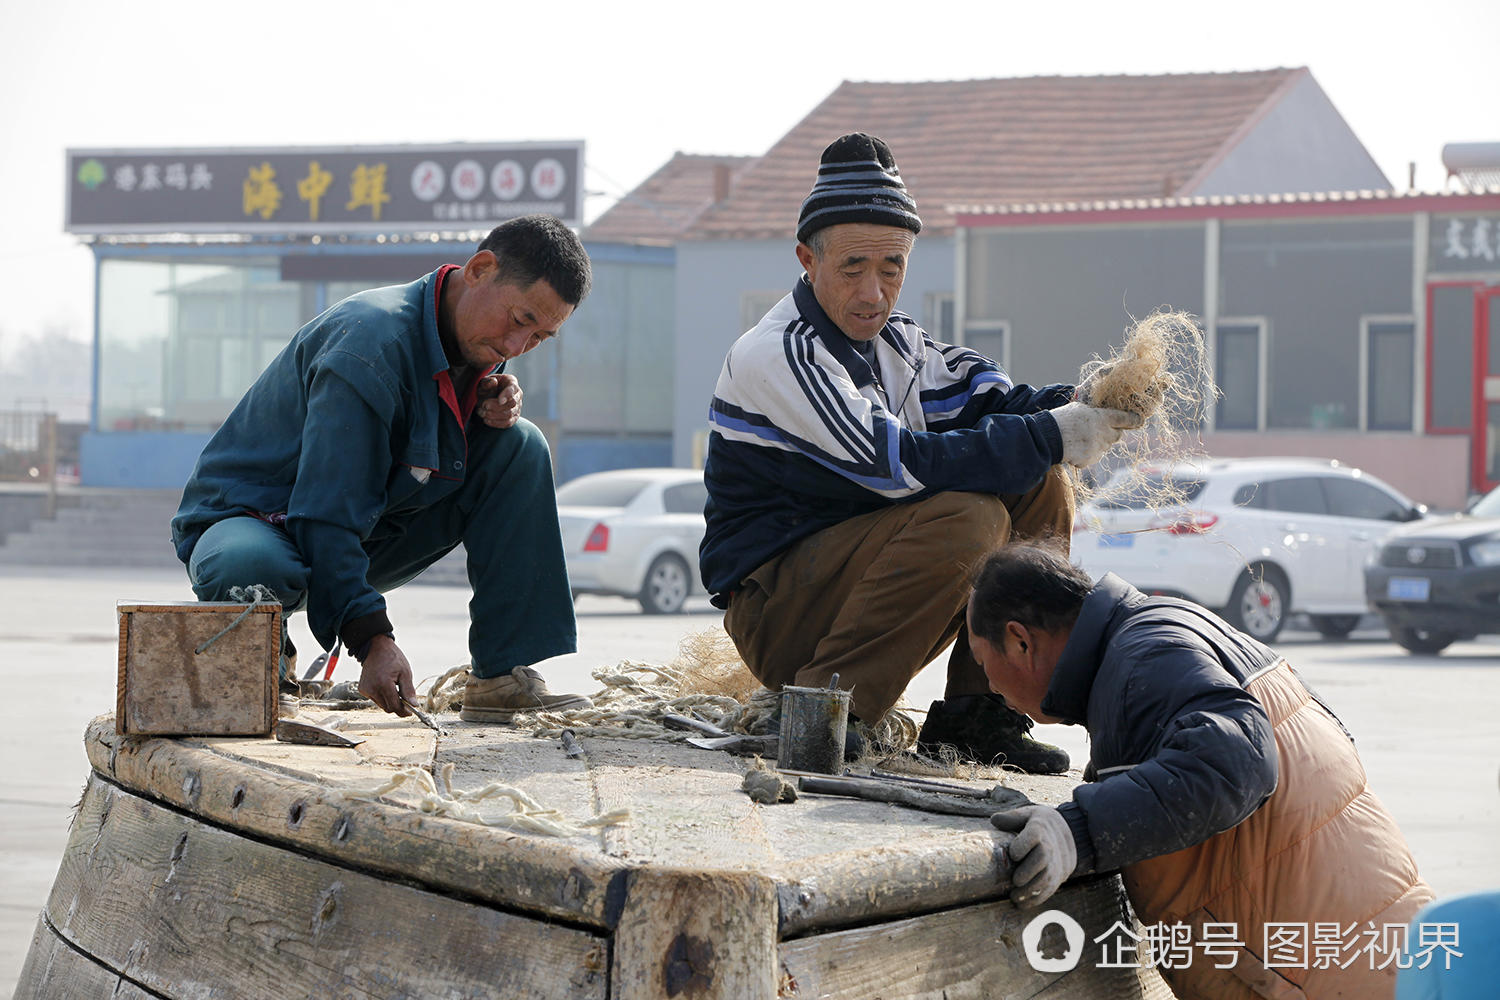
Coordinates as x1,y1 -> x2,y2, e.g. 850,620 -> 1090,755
670,68 -> 1393,467
585,153 -> 757,246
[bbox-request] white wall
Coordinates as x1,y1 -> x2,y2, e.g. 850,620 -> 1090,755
1192,73 -> 1391,196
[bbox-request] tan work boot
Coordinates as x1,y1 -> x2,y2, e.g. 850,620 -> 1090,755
459,666 -> 593,723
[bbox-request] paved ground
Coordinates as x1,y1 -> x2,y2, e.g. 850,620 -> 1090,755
3,565 -> 1497,993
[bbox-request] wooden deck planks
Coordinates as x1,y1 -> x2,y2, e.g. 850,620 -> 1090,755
582,737 -> 779,867
39,777 -> 609,1000
440,726 -> 598,830
82,711 -> 1096,933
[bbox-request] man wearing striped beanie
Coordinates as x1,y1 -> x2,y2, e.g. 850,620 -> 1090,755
699,133 -> 1138,771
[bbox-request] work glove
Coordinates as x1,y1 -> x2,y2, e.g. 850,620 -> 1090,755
990,805 -> 1078,908
1048,401 -> 1142,468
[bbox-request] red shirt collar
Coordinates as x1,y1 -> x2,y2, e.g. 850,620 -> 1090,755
432,263 -> 500,428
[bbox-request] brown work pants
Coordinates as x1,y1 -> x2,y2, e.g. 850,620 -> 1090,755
723,468 -> 1074,723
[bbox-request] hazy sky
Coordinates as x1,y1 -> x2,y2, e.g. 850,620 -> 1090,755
1,0 -> 1495,350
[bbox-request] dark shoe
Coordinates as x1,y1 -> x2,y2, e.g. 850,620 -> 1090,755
842,718 -> 880,761
916,695 -> 1069,774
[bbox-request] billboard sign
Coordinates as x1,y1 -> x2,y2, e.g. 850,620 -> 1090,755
1431,215 -> 1500,272
65,142 -> 584,234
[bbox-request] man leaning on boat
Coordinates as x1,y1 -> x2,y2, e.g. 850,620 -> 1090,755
971,543 -> 1433,1000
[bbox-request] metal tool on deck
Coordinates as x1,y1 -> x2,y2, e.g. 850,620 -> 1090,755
777,674 -> 850,774
686,733 -> 779,756
275,719 -> 365,747
673,715 -> 780,757
296,644 -> 341,699
295,678 -> 333,699
662,714 -> 729,737
402,698 -> 449,737
797,773 -> 1030,817
560,729 -> 585,759
302,646 -> 331,680
866,769 -> 1014,800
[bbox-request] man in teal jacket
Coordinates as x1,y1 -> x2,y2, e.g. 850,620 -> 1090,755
173,214 -> 592,721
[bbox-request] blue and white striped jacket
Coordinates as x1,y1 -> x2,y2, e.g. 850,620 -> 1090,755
699,276 -> 1072,603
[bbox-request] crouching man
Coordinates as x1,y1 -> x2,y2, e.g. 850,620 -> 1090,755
971,544 -> 1434,999
699,132 -> 1138,770
172,215 -> 593,722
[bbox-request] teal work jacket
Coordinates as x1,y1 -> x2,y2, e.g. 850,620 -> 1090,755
171,266 -> 496,651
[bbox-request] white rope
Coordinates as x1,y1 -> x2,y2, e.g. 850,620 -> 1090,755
510,662 -> 762,741
415,650 -> 922,758
339,763 -> 630,837
420,664 -> 471,713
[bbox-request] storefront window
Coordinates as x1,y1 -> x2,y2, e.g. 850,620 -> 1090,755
556,260 -> 673,434
98,257 -> 304,432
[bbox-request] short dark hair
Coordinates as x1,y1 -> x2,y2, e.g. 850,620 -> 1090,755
477,214 -> 592,306
969,543 -> 1093,640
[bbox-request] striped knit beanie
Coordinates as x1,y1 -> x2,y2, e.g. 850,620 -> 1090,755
796,132 -> 922,244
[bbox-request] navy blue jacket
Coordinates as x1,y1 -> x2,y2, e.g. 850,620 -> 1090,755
700,277 -> 1071,602
1046,574 -> 1292,876
172,267 -> 497,651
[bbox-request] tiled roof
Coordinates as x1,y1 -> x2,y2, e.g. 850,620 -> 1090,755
584,153 -> 757,245
686,69 -> 1304,240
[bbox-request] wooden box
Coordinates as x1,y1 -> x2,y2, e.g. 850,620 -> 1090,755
116,600 -> 280,737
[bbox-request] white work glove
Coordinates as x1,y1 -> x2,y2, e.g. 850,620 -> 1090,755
1048,401 -> 1142,468
991,805 -> 1078,908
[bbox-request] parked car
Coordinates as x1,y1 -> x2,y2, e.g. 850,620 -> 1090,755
1365,484 -> 1500,654
1074,458 -> 1426,642
556,468 -> 708,614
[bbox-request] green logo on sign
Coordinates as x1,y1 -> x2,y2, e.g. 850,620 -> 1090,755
77,159 -> 106,191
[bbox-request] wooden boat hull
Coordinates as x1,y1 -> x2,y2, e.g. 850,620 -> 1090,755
17,714 -> 1173,999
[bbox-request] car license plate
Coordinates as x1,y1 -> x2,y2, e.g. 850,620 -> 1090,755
1098,533 -> 1134,549
1387,577 -> 1430,601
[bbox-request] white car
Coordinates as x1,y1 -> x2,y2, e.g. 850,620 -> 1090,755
1073,458 -> 1426,641
556,468 -> 708,614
